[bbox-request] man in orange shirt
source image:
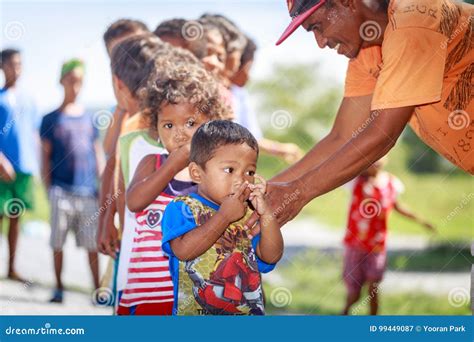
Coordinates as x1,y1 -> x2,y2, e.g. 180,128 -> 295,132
247,0 -> 473,229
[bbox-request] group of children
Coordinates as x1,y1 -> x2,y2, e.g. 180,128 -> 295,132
0,13 -> 437,317
95,15 -> 286,315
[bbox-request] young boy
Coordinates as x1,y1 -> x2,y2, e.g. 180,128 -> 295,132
162,120 -> 283,315
342,157 -> 435,315
40,59 -> 103,303
117,58 -> 228,315
0,48 -> 39,282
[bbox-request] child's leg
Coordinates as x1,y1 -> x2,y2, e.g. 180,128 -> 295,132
7,216 -> 20,278
367,281 -> 379,315
88,251 -> 100,289
342,246 -> 364,315
53,250 -> 64,290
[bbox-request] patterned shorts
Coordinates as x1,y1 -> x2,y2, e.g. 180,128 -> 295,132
49,186 -> 98,251
343,245 -> 386,294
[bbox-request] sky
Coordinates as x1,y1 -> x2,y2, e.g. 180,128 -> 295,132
0,0 -> 349,114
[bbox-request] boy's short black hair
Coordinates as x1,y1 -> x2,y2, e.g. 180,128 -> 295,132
110,33 -> 165,96
190,120 -> 259,168
240,36 -> 257,67
0,48 -> 20,68
103,19 -> 149,48
154,18 -> 207,59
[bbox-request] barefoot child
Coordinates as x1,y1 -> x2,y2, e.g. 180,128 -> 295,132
342,157 -> 435,315
116,61 -> 229,315
162,120 -> 283,315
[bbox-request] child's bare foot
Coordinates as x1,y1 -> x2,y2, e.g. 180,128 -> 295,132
7,271 -> 27,283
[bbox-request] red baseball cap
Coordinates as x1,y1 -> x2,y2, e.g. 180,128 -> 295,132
276,0 -> 326,45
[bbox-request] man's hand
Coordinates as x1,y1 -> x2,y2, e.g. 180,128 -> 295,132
245,180 -> 306,237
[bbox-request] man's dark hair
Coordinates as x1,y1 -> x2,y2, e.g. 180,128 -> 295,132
190,120 -> 259,167
155,18 -> 207,59
103,19 -> 149,47
0,49 -> 20,68
240,36 -> 257,67
110,33 -> 164,96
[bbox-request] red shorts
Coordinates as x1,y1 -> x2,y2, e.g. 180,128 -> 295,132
117,302 -> 173,315
343,245 -> 386,294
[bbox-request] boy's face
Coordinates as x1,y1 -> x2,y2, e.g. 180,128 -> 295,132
158,102 -> 208,153
2,53 -> 22,85
201,30 -> 226,78
61,68 -> 84,98
190,143 -> 257,205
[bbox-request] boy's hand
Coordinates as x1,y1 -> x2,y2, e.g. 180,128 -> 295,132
168,143 -> 191,172
219,182 -> 250,223
248,174 -> 270,216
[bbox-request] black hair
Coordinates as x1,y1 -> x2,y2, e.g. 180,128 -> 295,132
190,120 -> 259,167
110,33 -> 165,96
154,18 -> 207,59
0,49 -> 20,68
199,14 -> 247,54
240,36 -> 257,67
103,19 -> 149,48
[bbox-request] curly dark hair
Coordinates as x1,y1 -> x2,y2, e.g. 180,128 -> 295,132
142,58 -> 231,129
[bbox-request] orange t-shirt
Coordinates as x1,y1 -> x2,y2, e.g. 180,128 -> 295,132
344,0 -> 473,173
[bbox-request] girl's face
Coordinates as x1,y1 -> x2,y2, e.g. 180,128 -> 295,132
201,29 -> 226,78
157,102 -> 208,153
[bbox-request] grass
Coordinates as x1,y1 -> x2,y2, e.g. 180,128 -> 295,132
263,250 -> 471,315
257,142 -> 473,243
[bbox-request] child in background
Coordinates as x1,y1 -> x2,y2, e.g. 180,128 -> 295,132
162,120 -> 283,315
117,59 -> 229,315
0,48 -> 39,282
40,59 -> 103,303
342,157 -> 435,315
231,36 -> 303,164
154,19 -> 207,60
98,19 -> 150,257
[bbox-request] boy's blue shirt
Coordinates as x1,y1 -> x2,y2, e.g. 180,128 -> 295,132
162,192 -> 276,315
